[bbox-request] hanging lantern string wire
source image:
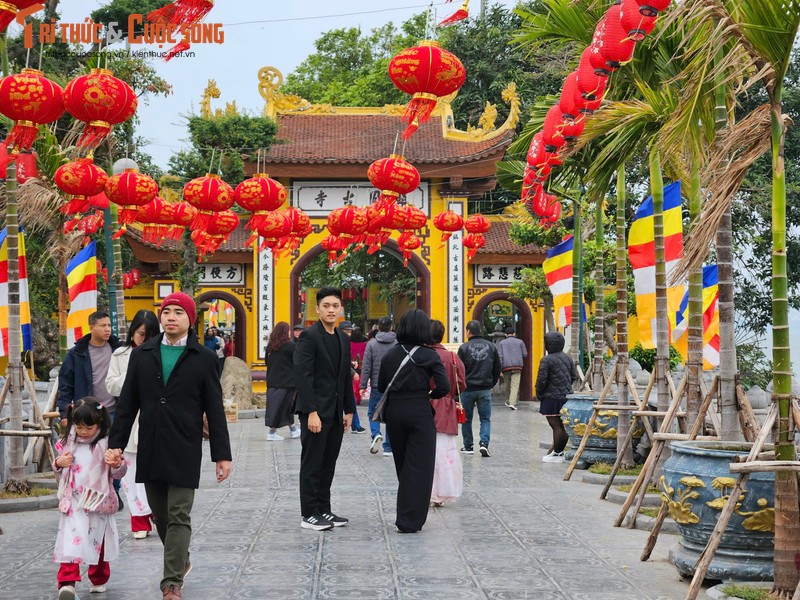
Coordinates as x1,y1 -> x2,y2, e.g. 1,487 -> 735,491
25,46 -> 30,69
207,148 -> 216,174
38,39 -> 43,71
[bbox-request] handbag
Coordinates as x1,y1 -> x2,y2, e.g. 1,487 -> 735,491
370,346 -> 420,423
453,351 -> 466,424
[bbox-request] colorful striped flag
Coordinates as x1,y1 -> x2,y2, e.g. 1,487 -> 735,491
628,181 -> 685,348
0,228 -> 32,356
672,265 -> 720,369
223,301 -> 233,327
65,241 -> 97,348
208,299 -> 219,328
542,235 -> 574,328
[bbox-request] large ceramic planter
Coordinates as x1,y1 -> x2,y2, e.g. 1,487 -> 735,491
560,393 -> 643,468
662,441 -> 774,581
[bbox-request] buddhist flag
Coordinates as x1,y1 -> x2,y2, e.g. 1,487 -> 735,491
542,235 -> 574,328
672,265 -> 720,369
65,241 -> 97,348
209,299 -> 219,327
628,181 -> 685,349
223,301 -> 233,327
0,228 -> 32,356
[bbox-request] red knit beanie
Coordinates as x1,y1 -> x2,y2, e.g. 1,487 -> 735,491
159,292 -> 197,326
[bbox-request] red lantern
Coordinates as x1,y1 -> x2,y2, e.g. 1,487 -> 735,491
462,233 -> 485,262
620,0 -> 657,41
183,173 -> 235,230
542,105 -> 566,152
589,17 -> 614,76
89,192 -> 109,210
253,211 -> 292,251
396,205 -> 427,232
398,233 -> 421,267
389,41 -> 467,138
599,4 -> 637,69
576,48 -> 608,100
433,210 -> 464,246
327,205 -> 368,245
136,198 -> 175,245
527,132 -> 549,170
105,169 -> 159,233
279,207 -> 312,252
63,68 -> 138,150
55,158 -> 109,215
0,2 -> 43,34
365,203 -> 396,254
635,0 -> 670,17
0,68 -> 64,151
320,235 -> 346,267
559,71 -> 583,121
192,209 -> 239,257
544,195 -> 562,222
169,202 -> 197,240
234,173 -> 287,231
464,214 -> 490,235
561,115 -> 585,141
367,155 -> 421,207
131,268 -> 141,284
15,150 -> 36,184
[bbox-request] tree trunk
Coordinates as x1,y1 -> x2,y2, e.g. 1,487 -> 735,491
615,166 -> 633,468
111,205 -> 127,340
650,151 -> 670,425
570,200 -> 582,370
769,94 -> 800,596
686,162 -> 703,429
592,192 -> 605,391
178,228 -> 199,297
542,295 -> 556,332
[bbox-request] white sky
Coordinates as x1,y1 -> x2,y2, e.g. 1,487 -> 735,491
35,1 -> 522,169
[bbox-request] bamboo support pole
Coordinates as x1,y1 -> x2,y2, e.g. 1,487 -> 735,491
0,430 -> 51,437
735,385 -> 760,442
0,376 -> 9,414
729,461 -> 800,473
640,501 -> 670,561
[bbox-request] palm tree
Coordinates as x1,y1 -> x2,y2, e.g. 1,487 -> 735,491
667,1 -> 800,593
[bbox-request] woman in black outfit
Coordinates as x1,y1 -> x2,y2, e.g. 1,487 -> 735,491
378,309 -> 450,533
265,322 -> 301,441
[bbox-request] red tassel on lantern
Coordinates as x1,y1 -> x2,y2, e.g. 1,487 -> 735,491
462,233 -> 485,262
620,0 -> 657,41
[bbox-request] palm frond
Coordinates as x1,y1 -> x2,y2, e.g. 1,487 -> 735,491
672,103 -> 774,282
513,0 -> 608,54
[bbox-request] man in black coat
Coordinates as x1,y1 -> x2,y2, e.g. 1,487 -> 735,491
293,286 -> 356,531
107,292 -> 232,600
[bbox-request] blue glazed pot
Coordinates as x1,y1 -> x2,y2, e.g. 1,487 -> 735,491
662,441 -> 774,581
560,393 -> 641,468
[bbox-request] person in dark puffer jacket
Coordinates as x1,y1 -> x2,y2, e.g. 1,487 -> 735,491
536,332 -> 576,463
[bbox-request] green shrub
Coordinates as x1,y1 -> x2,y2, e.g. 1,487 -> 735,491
629,343 -> 681,373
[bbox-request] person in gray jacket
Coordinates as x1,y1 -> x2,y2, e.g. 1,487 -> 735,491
497,326 -> 528,410
360,316 -> 395,455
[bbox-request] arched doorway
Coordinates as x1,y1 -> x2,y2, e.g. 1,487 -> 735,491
472,292 -> 534,403
289,239 -> 431,326
195,291 -> 247,362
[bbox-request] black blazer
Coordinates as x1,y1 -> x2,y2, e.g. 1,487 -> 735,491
108,331 -> 232,489
293,321 -> 356,421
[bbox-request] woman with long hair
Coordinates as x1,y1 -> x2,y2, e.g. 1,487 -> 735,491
265,321 -> 300,441
105,310 -> 160,539
536,331 -> 577,463
378,309 -> 449,533
428,320 -> 466,506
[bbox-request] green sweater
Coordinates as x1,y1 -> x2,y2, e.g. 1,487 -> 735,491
160,344 -> 185,382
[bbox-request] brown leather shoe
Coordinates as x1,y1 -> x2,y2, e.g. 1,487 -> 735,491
162,584 -> 182,599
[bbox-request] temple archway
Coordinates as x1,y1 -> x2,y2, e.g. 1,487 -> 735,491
195,290 -> 247,361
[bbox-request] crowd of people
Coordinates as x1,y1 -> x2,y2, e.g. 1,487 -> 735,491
51,286 -> 577,598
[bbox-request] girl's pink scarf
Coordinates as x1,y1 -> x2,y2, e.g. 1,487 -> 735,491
56,431 -> 114,512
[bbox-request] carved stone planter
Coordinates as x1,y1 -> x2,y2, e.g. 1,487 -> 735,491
560,393 -> 643,469
662,441 -> 774,581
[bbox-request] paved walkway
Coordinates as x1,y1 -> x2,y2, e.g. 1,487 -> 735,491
0,399 -> 699,600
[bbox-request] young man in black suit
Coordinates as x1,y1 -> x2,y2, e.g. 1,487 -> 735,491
293,287 -> 356,530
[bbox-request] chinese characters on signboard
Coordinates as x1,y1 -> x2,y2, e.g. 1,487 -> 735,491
296,181 -> 429,217
257,245 -> 273,360
474,264 -> 529,287
197,263 -> 245,286
447,201 -> 464,345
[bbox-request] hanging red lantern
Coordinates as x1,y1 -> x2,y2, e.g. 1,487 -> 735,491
396,205 -> 427,233
63,68 -> 138,150
599,4 -> 637,69
55,158 -> 109,215
398,233 -> 421,267
234,173 -> 287,231
576,48 -> 608,100
147,0 -> 214,25
367,155 -> 421,208
168,202 -> 197,240
542,105 -> 567,152
635,0 -> 670,17
545,198 -> 563,223
527,132 -> 549,170
131,268 -> 141,284
462,233 -> 485,262
136,198 -> 175,245
560,115 -> 585,141
365,204 -> 395,254
433,210 -> 464,246
192,209 -> 239,258
0,68 -> 64,151
620,0 -> 657,41
253,211 -> 292,251
183,173 -> 235,230
278,207 -> 312,253
89,192 -> 109,210
464,214 -> 491,235
529,187 -> 547,217
559,71 -> 583,121
388,41 -> 467,138
320,235 -> 346,267
105,168 -> 159,234
0,2 -> 44,34
589,16 -> 615,76
15,150 -> 37,184
327,205 -> 369,246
